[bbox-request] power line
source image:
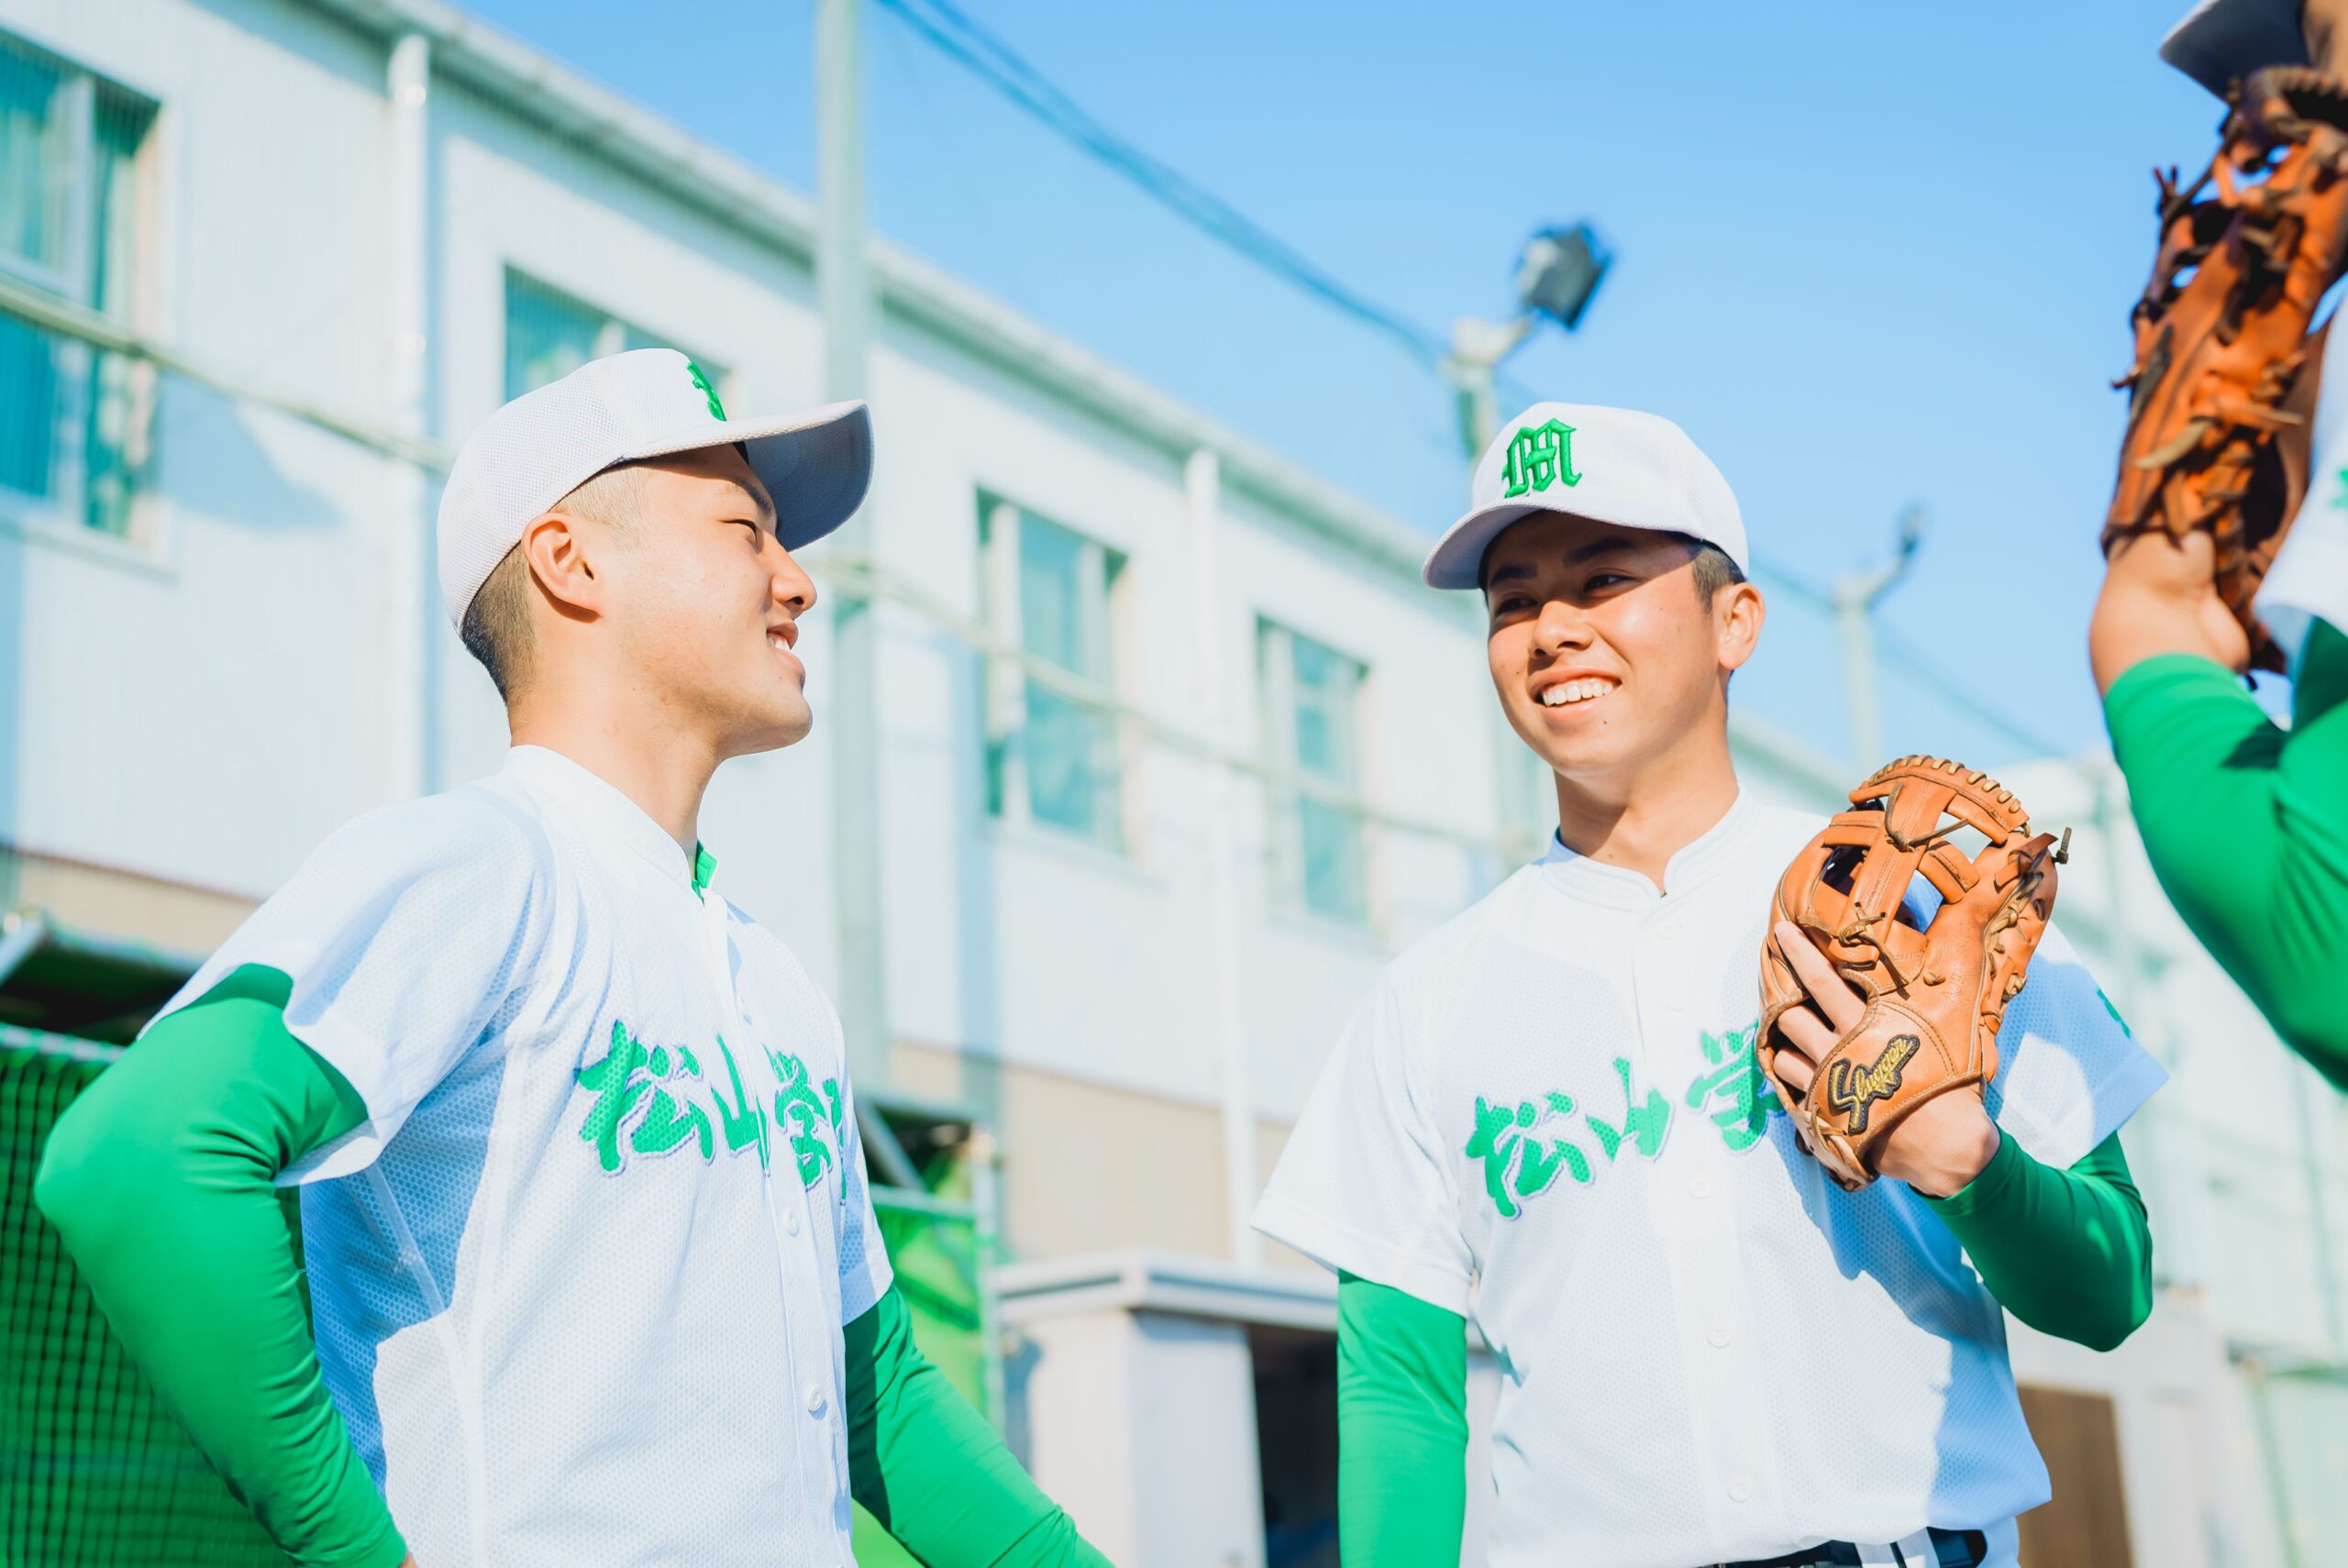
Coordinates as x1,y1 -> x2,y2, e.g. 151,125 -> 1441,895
869,0 -> 1452,370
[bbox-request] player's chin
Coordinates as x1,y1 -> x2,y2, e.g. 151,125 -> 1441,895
729,690 -> 814,755
1513,706 -> 1633,775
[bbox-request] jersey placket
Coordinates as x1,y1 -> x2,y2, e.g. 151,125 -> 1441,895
1634,901 -> 1789,1549
692,868 -> 851,1541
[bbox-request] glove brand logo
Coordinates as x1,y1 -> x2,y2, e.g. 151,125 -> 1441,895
1501,418 -> 1581,498
1822,1033 -> 1920,1134
686,359 -> 726,421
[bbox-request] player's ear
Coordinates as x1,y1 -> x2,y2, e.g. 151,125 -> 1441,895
1715,580 -> 1765,676
517,509 -> 606,621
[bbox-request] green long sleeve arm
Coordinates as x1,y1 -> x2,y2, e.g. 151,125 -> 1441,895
844,1285 -> 1110,1566
30,966 -> 404,1568
2103,620 -> 2348,1082
1923,1132 -> 2154,1353
1335,1270 -> 1468,1567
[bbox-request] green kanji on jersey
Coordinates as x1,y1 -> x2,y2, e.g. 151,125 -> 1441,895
1465,1093 -> 1594,1220
712,1038 -> 771,1170
1684,1023 -> 1782,1153
1586,1056 -> 1671,1161
1464,1058 -> 1672,1219
576,1020 -> 713,1174
769,1046 -> 845,1197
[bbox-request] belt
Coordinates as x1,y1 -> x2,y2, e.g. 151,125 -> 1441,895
1714,1528 -> 1988,1568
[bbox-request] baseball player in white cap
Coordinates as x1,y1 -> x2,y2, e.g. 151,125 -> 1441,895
37,349 -> 1109,1568
1254,403 -> 2166,1568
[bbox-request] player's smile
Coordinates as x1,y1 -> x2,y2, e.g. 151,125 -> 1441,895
766,615 -> 803,681
1532,670 -> 1619,711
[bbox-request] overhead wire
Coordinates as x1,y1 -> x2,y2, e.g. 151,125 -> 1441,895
868,0 -> 2069,767
869,0 -> 1453,371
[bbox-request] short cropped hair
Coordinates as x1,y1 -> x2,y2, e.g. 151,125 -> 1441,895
459,463 -> 643,701
1684,538 -> 1747,609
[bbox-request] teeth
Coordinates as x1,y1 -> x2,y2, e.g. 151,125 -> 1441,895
1539,678 -> 1614,708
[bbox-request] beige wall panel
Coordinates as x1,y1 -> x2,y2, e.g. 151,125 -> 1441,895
2,848 -> 252,956
892,1040 -> 1232,1261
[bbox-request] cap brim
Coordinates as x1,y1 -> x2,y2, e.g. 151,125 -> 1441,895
1422,501 -> 1545,590
627,400 -> 873,552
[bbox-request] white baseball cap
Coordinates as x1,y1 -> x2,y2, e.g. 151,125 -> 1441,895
437,348 -> 872,627
1422,401 -> 1747,591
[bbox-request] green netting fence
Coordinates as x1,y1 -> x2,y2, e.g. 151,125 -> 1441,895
2,1029 -> 995,1568
2,1032 -> 294,1567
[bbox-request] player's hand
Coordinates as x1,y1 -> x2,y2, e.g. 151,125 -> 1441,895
1767,921 -> 2001,1198
2088,528 -> 2252,691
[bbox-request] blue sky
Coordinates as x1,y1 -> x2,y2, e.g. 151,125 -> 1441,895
459,0 -> 2242,762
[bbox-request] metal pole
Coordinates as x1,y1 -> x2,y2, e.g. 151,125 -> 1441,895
1833,584 -> 1882,773
1187,447 -> 1262,1266
387,32 -> 434,800
1829,507 -> 1923,772
816,0 -> 888,1087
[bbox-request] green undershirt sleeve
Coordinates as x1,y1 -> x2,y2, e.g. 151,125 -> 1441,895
30,965 -> 404,1568
2103,620 -> 2348,1083
1335,1270 -> 1468,1567
844,1285 -> 1110,1567
1923,1131 -> 2154,1353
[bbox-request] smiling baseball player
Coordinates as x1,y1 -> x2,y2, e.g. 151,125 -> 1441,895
1254,404 -> 2166,1568
35,350 -> 1108,1568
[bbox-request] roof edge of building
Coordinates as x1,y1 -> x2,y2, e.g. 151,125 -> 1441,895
297,0 -> 1444,597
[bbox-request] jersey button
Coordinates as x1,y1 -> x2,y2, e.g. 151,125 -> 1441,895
1707,1324 -> 1731,1349
1689,1175 -> 1713,1198
784,1207 -> 802,1238
805,1384 -> 829,1419
1728,1478 -> 1754,1503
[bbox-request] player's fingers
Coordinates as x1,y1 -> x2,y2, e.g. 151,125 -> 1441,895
1771,1040 -> 1818,1095
1772,1004 -> 1833,1077
1774,922 -> 1866,1034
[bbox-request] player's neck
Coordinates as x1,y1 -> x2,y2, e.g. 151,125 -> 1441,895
505,688 -> 719,861
1550,726 -> 1740,893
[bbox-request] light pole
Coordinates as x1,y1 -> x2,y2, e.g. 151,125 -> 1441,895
1442,222 -> 1612,459
816,0 -> 889,1087
1831,505 -> 1925,771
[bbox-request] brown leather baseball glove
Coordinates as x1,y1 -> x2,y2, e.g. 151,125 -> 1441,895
1757,757 -> 2066,1192
2109,65 -> 2348,674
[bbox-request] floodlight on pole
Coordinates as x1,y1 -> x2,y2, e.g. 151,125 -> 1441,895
1516,222 -> 1611,330
1444,220 -> 1613,459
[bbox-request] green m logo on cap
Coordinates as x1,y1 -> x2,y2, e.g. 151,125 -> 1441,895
686,359 -> 726,421
1501,418 -> 1581,498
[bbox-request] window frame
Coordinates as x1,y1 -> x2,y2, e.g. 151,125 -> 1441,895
1257,617 -> 1377,932
977,494 -> 1135,857
500,267 -> 703,402
0,28 -> 159,546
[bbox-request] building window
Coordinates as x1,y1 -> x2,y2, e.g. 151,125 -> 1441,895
1260,621 -> 1370,926
979,498 -> 1127,852
503,270 -> 680,399
0,31 -> 156,537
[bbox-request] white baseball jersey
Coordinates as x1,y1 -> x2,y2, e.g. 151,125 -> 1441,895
1254,792 -> 2165,1568
151,745 -> 891,1568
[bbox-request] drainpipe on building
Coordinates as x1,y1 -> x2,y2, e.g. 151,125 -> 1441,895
816,0 -> 889,1088
387,32 -> 434,801
1187,448 -> 1263,1267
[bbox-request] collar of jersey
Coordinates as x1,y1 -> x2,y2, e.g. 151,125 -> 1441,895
1536,790 -> 1757,910
502,745 -> 704,892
